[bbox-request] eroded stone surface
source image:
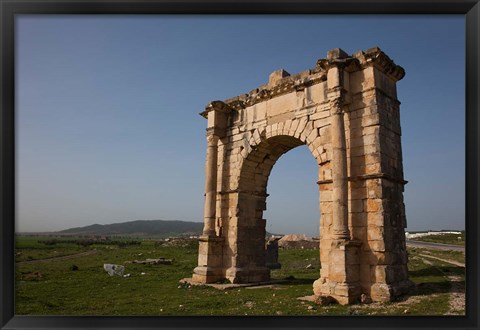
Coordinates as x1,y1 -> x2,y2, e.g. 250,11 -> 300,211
192,47 -> 411,304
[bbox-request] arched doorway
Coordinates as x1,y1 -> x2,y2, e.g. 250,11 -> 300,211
263,144 -> 319,239
224,135 -> 318,283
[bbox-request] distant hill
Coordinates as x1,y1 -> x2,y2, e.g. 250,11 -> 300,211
56,219 -> 278,238
58,220 -> 203,238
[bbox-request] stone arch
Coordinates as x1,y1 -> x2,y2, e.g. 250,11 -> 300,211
239,131 -> 314,190
192,47 -> 413,305
226,132 -> 330,284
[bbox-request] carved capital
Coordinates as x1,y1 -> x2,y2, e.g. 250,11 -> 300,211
317,57 -> 358,72
330,97 -> 345,114
328,86 -> 346,113
206,131 -> 219,145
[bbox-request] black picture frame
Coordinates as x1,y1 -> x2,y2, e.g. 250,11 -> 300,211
1,1 -> 479,329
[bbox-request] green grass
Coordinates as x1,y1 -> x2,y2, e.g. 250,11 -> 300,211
15,236 -> 464,316
411,233 -> 465,245
15,236 -> 87,262
408,247 -> 465,265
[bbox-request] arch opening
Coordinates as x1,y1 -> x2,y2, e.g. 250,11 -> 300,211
263,144 -> 320,238
263,144 -> 322,279
222,134 -> 326,284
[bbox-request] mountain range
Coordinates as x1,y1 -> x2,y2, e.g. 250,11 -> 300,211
58,219 -> 204,238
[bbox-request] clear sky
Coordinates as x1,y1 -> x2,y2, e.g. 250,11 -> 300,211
16,15 -> 465,234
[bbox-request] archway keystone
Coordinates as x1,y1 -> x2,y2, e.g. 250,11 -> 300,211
192,47 -> 413,304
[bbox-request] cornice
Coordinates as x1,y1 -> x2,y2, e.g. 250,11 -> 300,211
202,47 -> 404,117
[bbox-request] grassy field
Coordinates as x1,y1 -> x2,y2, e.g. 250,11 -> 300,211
410,233 -> 465,245
15,235 -> 465,316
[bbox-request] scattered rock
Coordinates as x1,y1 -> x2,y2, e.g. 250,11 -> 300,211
24,271 -> 43,281
156,236 -> 197,248
131,258 -> 173,265
360,293 -> 372,304
307,305 -> 314,310
315,295 -> 336,305
123,273 -> 131,278
246,285 -> 274,290
103,264 -> 125,276
244,301 -> 254,308
305,264 -> 314,269
297,295 -> 316,302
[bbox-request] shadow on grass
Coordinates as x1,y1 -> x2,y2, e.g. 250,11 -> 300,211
270,276 -> 316,286
406,265 -> 465,297
409,265 -> 464,278
285,278 -> 315,285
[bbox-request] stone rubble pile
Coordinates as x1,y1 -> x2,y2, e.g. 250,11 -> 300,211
278,234 -> 319,249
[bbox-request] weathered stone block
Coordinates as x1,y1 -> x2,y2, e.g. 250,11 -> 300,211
370,283 -> 393,302
320,213 -> 333,227
373,265 -> 389,282
351,226 -> 367,241
368,239 -> 386,252
308,82 -> 328,104
267,111 -> 295,125
349,66 -> 375,94
350,187 -> 367,200
268,69 -> 290,86
320,190 -> 333,202
367,211 -> 385,227
359,263 -> 371,283
367,225 -> 384,241
350,212 -> 367,227
349,199 -> 364,213
314,116 -> 331,129
329,271 -> 347,284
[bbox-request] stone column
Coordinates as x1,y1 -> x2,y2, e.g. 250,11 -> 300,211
192,101 -> 230,284
315,49 -> 361,304
202,133 -> 219,236
330,95 -> 350,240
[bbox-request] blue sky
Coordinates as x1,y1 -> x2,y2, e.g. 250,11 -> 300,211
16,15 -> 465,234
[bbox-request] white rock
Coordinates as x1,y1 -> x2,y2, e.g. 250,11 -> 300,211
104,264 -> 125,276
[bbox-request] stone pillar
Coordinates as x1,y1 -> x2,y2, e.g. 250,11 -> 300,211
319,48 -> 351,241
202,133 -> 219,236
192,101 -> 231,284
330,95 -> 350,240
265,237 -> 281,270
314,48 -> 361,304
192,133 -> 224,283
